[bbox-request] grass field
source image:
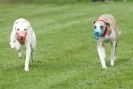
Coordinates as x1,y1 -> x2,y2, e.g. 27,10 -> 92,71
0,2 -> 133,89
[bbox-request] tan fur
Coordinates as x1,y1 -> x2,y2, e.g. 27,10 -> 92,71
97,14 -> 119,41
93,14 -> 120,68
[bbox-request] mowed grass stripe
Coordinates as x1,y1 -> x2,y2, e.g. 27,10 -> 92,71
0,2 -> 133,89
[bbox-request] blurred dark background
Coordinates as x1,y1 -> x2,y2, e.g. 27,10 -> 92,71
0,0 -> 129,4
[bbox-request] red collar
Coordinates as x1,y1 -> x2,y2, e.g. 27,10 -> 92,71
102,26 -> 108,37
96,19 -> 109,37
97,19 -> 106,23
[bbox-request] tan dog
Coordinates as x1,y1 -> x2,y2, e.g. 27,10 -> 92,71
93,14 -> 120,68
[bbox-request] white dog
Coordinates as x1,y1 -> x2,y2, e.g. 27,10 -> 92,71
93,14 -> 120,68
10,18 -> 36,71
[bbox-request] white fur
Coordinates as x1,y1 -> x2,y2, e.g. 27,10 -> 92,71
10,18 -> 36,72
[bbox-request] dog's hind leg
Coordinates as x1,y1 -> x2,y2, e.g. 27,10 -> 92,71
110,40 -> 116,66
18,50 -> 22,58
31,49 -> 34,62
30,44 -> 35,62
97,43 -> 107,69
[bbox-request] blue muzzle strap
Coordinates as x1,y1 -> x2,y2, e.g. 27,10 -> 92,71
93,28 -> 104,40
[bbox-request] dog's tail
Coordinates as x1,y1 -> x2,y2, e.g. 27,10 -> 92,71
119,31 -> 121,36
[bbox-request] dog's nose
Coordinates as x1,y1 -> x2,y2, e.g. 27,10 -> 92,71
19,33 -> 25,37
95,32 -> 99,36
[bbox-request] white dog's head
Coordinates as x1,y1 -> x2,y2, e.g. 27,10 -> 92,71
93,20 -> 110,40
14,19 -> 30,44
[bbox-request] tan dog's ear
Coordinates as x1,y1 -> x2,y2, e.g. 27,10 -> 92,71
105,22 -> 110,27
92,21 -> 96,24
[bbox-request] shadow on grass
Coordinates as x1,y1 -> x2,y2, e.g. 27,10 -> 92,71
94,57 -> 130,69
105,57 -> 130,68
115,57 -> 130,66
3,58 -> 85,73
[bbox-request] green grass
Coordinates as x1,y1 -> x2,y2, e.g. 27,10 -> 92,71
0,0 -> 92,4
0,2 -> 133,89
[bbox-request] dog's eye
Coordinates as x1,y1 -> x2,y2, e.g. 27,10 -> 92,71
94,26 -> 97,29
17,29 -> 19,31
24,29 -> 27,31
100,26 -> 104,29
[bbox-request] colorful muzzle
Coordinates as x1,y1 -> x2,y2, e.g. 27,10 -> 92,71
93,28 -> 104,40
16,31 -> 27,44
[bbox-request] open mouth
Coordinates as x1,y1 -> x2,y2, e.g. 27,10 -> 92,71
18,36 -> 25,44
16,31 -> 27,44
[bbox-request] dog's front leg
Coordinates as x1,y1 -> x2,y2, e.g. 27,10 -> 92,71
97,42 -> 107,68
14,41 -> 22,58
24,45 -> 31,72
110,41 -> 116,66
101,46 -> 106,60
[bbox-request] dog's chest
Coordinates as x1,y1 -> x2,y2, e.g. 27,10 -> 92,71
103,37 -> 110,43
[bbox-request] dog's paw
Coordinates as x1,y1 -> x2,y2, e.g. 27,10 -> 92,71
24,68 -> 29,72
110,62 -> 114,66
102,66 -> 107,69
18,52 -> 22,58
10,42 -> 15,48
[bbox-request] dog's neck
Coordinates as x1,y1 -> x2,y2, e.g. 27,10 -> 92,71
102,26 -> 110,37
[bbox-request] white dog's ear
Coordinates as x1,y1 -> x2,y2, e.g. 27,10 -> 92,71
105,22 -> 110,27
15,21 -> 19,25
28,25 -> 31,29
27,22 -> 32,29
13,23 -> 16,31
10,21 -> 17,47
28,25 -> 32,30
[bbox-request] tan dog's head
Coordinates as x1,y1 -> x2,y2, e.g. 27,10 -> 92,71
15,21 -> 29,44
93,20 -> 110,40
